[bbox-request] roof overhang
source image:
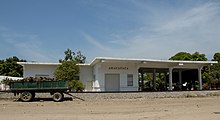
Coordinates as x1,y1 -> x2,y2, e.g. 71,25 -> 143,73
17,62 -> 90,66
17,62 -> 61,66
90,57 -> 218,69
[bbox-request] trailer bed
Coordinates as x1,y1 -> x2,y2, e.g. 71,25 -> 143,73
10,81 -> 69,91
8,80 -> 70,102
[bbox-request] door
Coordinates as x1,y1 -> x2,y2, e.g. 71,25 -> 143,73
105,74 -> 120,91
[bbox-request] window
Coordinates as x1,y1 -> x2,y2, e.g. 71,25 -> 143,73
127,74 -> 133,86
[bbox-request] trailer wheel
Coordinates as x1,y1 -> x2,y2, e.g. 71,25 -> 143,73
32,92 -> 35,100
52,92 -> 64,102
20,91 -> 33,102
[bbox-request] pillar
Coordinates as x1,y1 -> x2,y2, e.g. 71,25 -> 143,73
153,69 -> 156,90
198,67 -> 203,90
169,68 -> 173,91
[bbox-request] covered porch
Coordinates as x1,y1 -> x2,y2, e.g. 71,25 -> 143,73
137,60 -> 212,91
138,68 -> 203,91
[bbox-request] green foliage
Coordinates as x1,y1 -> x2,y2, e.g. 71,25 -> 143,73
59,48 -> 86,63
169,52 -> 192,60
54,61 -> 79,81
67,80 -> 85,92
0,56 -> 26,77
55,48 -> 86,91
191,52 -> 207,61
213,52 -> 220,62
64,48 -> 75,61
169,52 -> 207,61
54,60 -> 84,91
74,51 -> 86,63
209,63 -> 220,88
156,73 -> 167,91
205,52 -> 220,89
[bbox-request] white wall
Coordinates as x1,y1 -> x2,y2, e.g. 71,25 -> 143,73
94,62 -> 139,91
79,65 -> 93,91
23,65 -> 58,78
22,61 -> 140,92
22,64 -> 95,91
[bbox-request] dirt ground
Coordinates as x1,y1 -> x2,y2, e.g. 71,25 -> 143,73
0,97 -> 220,120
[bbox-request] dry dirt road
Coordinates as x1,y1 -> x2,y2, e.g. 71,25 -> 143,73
0,97 -> 220,120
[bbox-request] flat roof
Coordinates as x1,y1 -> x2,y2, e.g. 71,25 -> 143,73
17,62 -> 90,66
90,57 -> 218,66
17,62 -> 61,66
17,57 -> 218,66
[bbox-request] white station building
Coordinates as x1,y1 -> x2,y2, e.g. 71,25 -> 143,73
17,57 -> 217,92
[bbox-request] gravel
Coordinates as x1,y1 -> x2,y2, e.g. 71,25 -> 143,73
0,90 -> 219,101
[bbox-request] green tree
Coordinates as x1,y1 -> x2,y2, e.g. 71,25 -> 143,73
54,60 -> 79,81
213,52 -> 220,62
74,51 -> 86,63
59,48 -> 86,63
55,49 -> 86,91
191,52 -> 207,61
208,52 -> 220,89
0,56 -> 26,77
64,48 -> 75,61
209,63 -> 220,89
169,51 -> 207,61
169,52 -> 192,60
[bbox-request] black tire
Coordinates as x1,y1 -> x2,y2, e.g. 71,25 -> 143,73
20,91 -> 33,102
32,92 -> 35,100
52,92 -> 64,102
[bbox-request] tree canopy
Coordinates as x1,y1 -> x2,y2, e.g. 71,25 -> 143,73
169,52 -> 192,60
213,52 -> 220,62
169,52 -> 207,61
0,56 -> 26,77
54,60 -> 79,81
208,52 -> 220,89
191,52 -> 207,61
55,49 -> 83,80
59,48 -> 86,63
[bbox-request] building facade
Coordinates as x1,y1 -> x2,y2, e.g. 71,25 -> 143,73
18,57 -> 217,92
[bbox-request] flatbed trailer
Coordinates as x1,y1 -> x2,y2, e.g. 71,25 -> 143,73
8,80 -> 70,102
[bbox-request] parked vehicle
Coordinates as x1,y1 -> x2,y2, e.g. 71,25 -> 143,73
9,80 -> 70,102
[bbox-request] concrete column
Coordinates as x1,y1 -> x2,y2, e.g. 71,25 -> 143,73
198,67 -> 203,90
153,69 -> 156,90
179,70 -> 182,90
169,68 -> 173,91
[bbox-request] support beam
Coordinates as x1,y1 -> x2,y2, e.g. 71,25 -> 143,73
153,69 -> 156,90
198,67 -> 203,90
169,68 -> 173,91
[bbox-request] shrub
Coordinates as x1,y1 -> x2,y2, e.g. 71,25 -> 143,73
67,80 -> 85,92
